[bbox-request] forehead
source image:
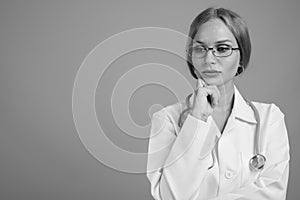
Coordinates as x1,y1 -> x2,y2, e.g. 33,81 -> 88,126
194,19 -> 237,45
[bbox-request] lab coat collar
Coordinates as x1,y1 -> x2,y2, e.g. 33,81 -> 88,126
233,85 -> 257,124
187,84 -> 257,124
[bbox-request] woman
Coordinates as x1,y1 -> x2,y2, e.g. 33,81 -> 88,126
146,7 -> 290,200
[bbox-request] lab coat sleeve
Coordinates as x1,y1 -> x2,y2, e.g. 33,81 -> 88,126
146,110 -> 218,200
209,107 -> 290,200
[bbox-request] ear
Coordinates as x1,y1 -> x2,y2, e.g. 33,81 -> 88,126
235,65 -> 244,76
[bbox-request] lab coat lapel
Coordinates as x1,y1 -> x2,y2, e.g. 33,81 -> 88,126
221,85 -> 257,135
187,84 -> 257,135
233,85 -> 257,124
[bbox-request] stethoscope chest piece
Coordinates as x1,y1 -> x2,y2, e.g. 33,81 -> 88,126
249,154 -> 266,172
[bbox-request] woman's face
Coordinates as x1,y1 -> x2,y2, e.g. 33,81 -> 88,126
192,18 -> 240,86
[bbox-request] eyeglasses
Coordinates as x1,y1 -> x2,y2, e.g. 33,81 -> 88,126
187,44 -> 239,58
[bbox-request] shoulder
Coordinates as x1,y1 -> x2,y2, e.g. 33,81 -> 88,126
152,101 -> 185,120
251,101 -> 285,125
252,102 -> 290,162
151,101 -> 186,130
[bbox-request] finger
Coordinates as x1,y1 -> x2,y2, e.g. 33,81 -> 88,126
205,87 -> 220,107
207,85 -> 220,105
197,78 -> 203,89
200,78 -> 207,87
186,93 -> 193,108
212,89 -> 220,107
194,68 -> 202,80
198,78 -> 208,88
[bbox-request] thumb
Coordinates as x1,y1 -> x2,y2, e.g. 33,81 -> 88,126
197,78 -> 206,89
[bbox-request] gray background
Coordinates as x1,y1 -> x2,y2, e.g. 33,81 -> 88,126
1,0 -> 299,199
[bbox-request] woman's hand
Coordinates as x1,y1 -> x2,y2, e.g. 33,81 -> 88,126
191,79 -> 220,121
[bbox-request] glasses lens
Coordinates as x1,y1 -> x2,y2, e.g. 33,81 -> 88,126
189,45 -> 206,58
188,45 -> 236,58
214,45 -> 232,57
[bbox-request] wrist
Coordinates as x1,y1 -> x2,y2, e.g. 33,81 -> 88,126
191,110 -> 208,122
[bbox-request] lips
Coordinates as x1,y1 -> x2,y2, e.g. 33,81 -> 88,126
202,70 -> 221,74
202,70 -> 221,77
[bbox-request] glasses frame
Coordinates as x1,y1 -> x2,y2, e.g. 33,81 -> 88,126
187,45 -> 240,58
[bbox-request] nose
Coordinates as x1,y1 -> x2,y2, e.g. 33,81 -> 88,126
204,49 -> 216,64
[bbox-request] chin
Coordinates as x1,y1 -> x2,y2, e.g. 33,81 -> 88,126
203,75 -> 234,86
202,77 -> 225,86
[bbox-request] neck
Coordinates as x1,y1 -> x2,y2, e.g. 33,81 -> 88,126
214,80 -> 235,111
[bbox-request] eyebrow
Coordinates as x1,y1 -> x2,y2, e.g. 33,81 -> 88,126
194,39 -> 233,44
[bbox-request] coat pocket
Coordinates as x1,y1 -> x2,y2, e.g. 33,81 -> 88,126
240,152 -> 261,188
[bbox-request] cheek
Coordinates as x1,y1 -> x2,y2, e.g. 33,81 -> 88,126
191,57 -> 204,69
224,60 -> 239,72
222,56 -> 240,74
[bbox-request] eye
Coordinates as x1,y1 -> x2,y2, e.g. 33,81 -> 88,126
216,45 -> 231,53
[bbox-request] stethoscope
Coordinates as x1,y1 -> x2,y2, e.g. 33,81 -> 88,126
247,101 -> 266,172
183,92 -> 266,172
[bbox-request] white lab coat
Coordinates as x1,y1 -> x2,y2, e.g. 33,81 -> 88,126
146,85 -> 290,200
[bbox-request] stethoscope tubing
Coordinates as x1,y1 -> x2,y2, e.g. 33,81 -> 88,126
182,92 -> 266,171
247,101 -> 261,156
247,101 -> 266,171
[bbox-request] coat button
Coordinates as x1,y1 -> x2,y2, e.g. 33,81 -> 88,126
225,170 -> 235,179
